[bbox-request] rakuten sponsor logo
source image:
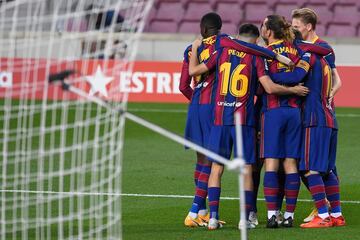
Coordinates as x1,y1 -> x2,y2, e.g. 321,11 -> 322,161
0,71 -> 13,88
119,71 -> 181,94
217,101 -> 243,107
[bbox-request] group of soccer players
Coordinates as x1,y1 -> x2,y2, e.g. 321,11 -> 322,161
180,8 -> 345,230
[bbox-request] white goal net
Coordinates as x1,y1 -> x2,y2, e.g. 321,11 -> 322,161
0,0 -> 152,239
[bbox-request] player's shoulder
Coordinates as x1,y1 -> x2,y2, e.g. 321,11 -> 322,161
184,44 -> 192,54
315,37 -> 328,44
315,37 -> 333,48
183,44 -> 192,60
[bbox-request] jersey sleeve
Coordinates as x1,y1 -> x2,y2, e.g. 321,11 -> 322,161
179,46 -> 193,100
316,41 -> 336,69
204,49 -> 219,71
255,56 -> 268,79
219,36 -> 276,59
296,40 -> 333,57
270,52 -> 314,85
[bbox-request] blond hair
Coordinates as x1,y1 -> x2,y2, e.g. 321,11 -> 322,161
292,8 -> 318,30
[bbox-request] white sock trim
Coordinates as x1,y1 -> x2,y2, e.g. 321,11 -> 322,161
268,210 -> 277,219
318,212 -> 330,219
284,212 -> 294,219
188,212 -> 197,219
330,212 -> 342,218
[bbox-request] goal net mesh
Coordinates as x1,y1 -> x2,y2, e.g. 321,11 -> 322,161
0,0 -> 152,239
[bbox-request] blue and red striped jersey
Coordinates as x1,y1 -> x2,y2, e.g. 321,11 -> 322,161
313,36 -> 336,69
182,34 -> 280,105
179,45 -> 193,101
205,47 -> 267,126
189,35 -> 219,105
270,52 -> 337,129
262,40 -> 301,110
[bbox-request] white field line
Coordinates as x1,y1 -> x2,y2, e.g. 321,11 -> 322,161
0,189 -> 359,204
128,108 -> 360,118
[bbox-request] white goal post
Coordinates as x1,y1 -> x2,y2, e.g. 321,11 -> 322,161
0,0 -> 153,239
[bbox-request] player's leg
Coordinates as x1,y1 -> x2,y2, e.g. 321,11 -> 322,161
184,105 -> 209,227
207,125 -> 232,230
197,104 -> 216,220
300,127 -> 333,228
261,109 -> 284,228
194,152 -> 206,186
184,104 -> 203,186
185,155 -> 212,227
282,108 -> 301,227
236,126 -> 257,229
250,157 -> 263,226
208,162 -> 224,230
324,129 -> 345,226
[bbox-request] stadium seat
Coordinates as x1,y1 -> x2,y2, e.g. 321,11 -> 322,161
144,6 -> 157,31
327,23 -> 357,37
314,24 -> 326,36
221,22 -> 238,35
303,3 -> 333,25
149,20 -> 178,33
178,20 -> 200,33
333,4 -> 359,25
183,1 -> 213,21
214,0 -> 244,9
306,0 -> 337,7
274,3 -> 298,21
243,3 -> 273,23
216,2 -> 243,25
337,0 -> 360,5
155,1 -> 184,23
272,0 -> 307,8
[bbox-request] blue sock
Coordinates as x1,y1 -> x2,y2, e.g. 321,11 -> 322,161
285,173 -> 300,214
245,190 -> 254,218
208,187 -> 221,220
324,172 -> 341,213
190,165 -> 211,214
264,171 -> 279,212
307,174 -> 328,214
194,163 -> 203,186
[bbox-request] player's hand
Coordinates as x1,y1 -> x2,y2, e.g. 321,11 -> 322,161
192,38 -> 202,51
291,85 -> 309,96
328,88 -> 335,105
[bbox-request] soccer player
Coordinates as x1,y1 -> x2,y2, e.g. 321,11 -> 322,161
188,23 -> 308,230
291,8 -> 342,222
268,40 -> 346,228
181,12 -> 290,228
181,12 -> 224,228
259,15 -> 303,228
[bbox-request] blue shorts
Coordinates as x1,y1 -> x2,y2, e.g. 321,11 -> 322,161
184,104 -> 213,148
260,108 -> 301,159
207,125 -> 256,165
300,127 -> 337,173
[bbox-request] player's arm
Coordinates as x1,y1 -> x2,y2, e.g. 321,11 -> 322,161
296,40 -> 333,56
255,56 -> 309,96
269,52 -> 313,85
179,49 -> 193,100
259,75 -> 309,96
188,39 -> 217,76
219,37 -> 294,67
329,68 -> 342,103
322,47 -> 342,100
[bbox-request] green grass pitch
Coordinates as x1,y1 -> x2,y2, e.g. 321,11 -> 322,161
1,101 -> 359,239
122,103 -> 360,240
